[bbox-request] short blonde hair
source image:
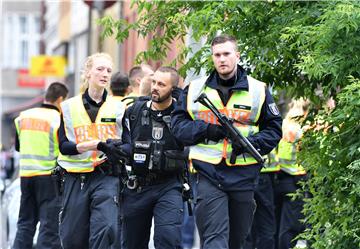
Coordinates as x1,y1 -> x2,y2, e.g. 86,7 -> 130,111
79,53 -> 113,93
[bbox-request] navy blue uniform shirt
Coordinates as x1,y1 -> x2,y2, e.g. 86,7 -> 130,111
171,66 -> 282,191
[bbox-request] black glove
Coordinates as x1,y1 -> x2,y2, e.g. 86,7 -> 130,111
231,142 -> 245,156
97,139 -> 128,165
207,124 -> 227,142
231,137 -> 259,156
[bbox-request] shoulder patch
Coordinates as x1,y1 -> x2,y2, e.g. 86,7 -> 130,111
268,103 -> 280,116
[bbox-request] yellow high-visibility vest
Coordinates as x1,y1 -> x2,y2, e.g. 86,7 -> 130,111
278,118 -> 306,176
15,107 -> 60,177
261,149 -> 280,173
57,95 -> 125,173
187,76 -> 266,166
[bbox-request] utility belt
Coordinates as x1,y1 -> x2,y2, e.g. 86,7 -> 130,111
58,161 -> 121,192
63,162 -> 113,176
133,172 -> 176,187
132,140 -> 187,175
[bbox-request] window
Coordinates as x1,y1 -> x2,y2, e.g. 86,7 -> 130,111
21,40 -> 28,66
34,17 -> 41,33
19,16 -> 27,33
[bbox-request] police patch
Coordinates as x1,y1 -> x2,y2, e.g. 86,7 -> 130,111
152,127 -> 163,140
268,103 -> 280,116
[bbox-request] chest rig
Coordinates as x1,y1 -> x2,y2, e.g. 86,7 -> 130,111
129,100 -> 183,176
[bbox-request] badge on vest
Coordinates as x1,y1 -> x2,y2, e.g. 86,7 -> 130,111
101,118 -> 116,122
152,127 -> 164,140
268,103 -> 280,116
233,104 -> 251,110
134,153 -> 147,163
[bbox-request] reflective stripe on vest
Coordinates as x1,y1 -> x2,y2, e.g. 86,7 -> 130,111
261,149 -> 280,173
187,75 -> 266,166
278,119 -> 306,175
15,107 -> 60,177
57,95 -> 125,172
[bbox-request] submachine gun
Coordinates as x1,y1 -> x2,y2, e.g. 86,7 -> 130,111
194,93 -> 265,165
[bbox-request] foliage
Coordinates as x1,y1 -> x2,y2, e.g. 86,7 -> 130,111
298,77 -> 360,248
99,1 -> 360,102
99,1 -> 360,247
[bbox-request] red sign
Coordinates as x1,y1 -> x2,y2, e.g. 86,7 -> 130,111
17,69 -> 46,88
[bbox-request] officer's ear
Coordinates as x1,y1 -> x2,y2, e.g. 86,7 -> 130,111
57,96 -> 64,103
53,96 -> 64,110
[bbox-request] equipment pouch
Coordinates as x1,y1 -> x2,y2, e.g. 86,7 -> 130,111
150,141 -> 163,172
132,141 -> 151,175
163,150 -> 187,173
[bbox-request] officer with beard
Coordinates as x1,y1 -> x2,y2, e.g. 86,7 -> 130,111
120,66 -> 185,249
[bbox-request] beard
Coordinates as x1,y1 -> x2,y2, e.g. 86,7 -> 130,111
151,89 -> 172,103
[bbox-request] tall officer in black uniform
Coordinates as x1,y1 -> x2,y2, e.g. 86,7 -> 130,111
121,66 -> 185,249
171,34 -> 283,249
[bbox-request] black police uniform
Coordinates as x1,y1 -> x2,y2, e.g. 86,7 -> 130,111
121,99 -> 184,249
171,65 -> 282,249
58,89 -> 120,249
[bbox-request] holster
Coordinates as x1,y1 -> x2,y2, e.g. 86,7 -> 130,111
181,167 -> 194,216
51,165 -> 65,196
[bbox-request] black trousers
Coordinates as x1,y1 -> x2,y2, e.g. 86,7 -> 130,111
13,175 -> 61,249
59,171 -> 119,249
195,174 -> 256,249
244,173 -> 276,249
122,176 -> 183,249
274,172 -> 306,249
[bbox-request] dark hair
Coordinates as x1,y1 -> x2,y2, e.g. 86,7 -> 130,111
128,64 -> 153,86
45,82 -> 68,102
110,72 -> 129,96
156,66 -> 179,87
211,34 -> 238,50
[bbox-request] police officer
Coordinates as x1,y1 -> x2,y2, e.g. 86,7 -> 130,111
13,82 -> 69,249
121,66 -> 185,249
244,149 -> 279,249
110,71 -> 131,98
128,64 -> 154,96
274,99 -> 308,249
171,34 -> 283,249
57,53 -> 125,249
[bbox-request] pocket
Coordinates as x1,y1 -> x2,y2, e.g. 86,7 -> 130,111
132,141 -> 151,174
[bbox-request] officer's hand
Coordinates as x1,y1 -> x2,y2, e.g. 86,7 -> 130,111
207,124 -> 227,142
231,143 -> 245,156
97,140 -> 128,165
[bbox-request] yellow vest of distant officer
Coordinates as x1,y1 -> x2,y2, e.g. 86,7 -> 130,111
15,108 -> 61,177
277,118 -> 306,175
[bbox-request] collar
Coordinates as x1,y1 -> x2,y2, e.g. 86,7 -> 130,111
41,103 -> 60,112
147,100 -> 175,118
83,88 -> 107,107
206,65 -> 249,91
